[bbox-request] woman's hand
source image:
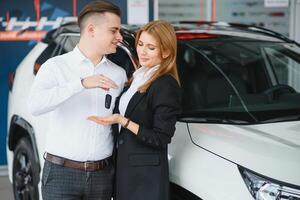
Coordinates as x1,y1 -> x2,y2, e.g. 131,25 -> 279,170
88,114 -> 121,125
88,114 -> 139,135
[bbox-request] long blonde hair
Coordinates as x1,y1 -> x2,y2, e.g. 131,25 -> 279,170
135,20 -> 180,93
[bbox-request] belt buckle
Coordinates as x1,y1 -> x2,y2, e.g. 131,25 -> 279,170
84,161 -> 95,171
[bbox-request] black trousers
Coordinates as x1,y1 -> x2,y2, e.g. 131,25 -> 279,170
41,160 -> 114,200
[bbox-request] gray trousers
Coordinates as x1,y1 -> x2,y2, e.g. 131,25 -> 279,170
41,160 -> 114,200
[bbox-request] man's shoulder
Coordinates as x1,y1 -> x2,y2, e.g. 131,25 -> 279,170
50,51 -> 73,63
39,51 -> 74,73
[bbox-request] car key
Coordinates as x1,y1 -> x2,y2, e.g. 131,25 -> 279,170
105,94 -> 112,109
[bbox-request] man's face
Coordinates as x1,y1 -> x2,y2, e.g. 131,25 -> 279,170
92,12 -> 122,55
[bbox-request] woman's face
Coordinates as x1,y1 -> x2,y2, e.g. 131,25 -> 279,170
136,31 -> 162,68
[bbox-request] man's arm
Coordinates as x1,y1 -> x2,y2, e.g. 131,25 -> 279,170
27,59 -> 84,116
28,59 -> 119,116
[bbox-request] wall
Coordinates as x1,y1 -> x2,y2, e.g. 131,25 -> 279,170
159,0 -> 290,36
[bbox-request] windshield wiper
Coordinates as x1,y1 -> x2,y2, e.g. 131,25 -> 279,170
262,114 -> 300,123
179,116 -> 250,124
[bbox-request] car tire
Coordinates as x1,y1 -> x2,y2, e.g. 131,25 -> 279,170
13,137 -> 39,200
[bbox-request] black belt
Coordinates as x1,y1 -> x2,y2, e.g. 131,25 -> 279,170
44,153 -> 112,171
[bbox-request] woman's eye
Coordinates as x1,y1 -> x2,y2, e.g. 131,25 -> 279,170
149,47 -> 155,50
138,43 -> 143,46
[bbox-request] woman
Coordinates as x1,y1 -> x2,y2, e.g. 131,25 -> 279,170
88,20 -> 181,200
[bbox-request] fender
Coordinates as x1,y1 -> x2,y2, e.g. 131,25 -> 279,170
8,114 -> 41,172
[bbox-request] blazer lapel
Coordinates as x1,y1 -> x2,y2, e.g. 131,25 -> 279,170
124,91 -> 146,118
112,86 -> 130,134
114,86 -> 129,114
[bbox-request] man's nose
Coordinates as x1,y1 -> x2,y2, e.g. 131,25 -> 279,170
116,31 -> 123,42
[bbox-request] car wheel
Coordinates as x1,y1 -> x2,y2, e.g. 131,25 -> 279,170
13,137 -> 39,200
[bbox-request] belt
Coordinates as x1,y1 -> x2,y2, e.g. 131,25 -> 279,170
44,153 -> 112,171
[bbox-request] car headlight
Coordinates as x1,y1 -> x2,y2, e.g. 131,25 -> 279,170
239,166 -> 300,200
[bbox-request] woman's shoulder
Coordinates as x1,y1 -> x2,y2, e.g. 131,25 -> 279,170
153,74 -> 179,87
149,74 -> 180,93
148,74 -> 181,106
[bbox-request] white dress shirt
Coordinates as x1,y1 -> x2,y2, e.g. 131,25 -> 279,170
118,65 -> 158,130
28,46 -> 127,161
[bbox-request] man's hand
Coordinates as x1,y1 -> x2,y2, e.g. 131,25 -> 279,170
81,74 -> 118,90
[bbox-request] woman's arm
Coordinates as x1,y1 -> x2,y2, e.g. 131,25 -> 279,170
135,76 -> 181,149
88,114 -> 140,135
88,75 -> 181,149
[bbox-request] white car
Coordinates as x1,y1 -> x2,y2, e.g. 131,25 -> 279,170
7,22 -> 300,200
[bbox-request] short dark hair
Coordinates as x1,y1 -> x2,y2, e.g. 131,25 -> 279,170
78,0 -> 121,29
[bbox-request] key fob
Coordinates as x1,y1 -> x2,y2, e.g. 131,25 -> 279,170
105,94 -> 112,109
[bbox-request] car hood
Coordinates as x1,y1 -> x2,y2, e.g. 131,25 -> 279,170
188,121 -> 300,186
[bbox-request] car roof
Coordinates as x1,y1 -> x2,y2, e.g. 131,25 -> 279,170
43,21 -> 297,45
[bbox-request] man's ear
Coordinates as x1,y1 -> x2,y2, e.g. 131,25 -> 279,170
87,23 -> 95,36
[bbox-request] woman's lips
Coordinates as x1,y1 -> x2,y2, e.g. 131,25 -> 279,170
139,58 -> 149,62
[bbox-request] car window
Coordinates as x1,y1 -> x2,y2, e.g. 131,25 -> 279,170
177,39 -> 300,123
107,47 -> 136,78
107,29 -> 137,77
34,33 -> 135,77
59,35 -> 80,55
34,35 -> 66,74
264,46 -> 300,92
34,35 -> 80,74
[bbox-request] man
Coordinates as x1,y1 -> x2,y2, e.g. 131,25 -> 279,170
27,1 -> 127,199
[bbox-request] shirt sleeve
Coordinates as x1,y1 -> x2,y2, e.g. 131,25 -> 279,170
27,59 -> 84,116
136,76 -> 181,149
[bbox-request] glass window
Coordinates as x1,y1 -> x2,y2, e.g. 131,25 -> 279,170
107,47 -> 136,78
58,35 -> 80,55
34,35 -> 80,74
177,39 -> 300,124
34,35 -> 65,74
264,46 -> 300,91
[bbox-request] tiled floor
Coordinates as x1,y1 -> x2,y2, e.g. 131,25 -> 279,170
0,167 -> 14,200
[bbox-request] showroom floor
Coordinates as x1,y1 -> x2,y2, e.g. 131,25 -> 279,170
0,168 -> 14,200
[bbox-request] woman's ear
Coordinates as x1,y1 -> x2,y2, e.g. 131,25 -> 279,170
162,50 -> 170,59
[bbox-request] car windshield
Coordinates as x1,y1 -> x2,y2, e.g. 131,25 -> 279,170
177,37 -> 300,124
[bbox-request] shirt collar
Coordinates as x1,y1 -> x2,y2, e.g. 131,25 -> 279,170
72,46 -> 87,64
133,65 -> 159,81
95,55 -> 109,68
72,46 -> 108,66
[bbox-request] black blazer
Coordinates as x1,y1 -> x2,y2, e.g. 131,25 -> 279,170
113,74 -> 181,200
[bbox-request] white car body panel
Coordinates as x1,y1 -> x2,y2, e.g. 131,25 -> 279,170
169,121 -> 300,199
7,42 -> 48,182
187,122 -> 300,186
169,122 -> 254,200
